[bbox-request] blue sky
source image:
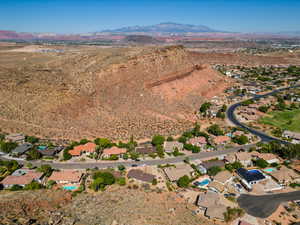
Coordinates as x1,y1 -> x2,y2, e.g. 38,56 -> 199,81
0,0 -> 299,33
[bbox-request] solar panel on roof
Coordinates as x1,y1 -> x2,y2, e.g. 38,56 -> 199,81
237,168 -> 265,183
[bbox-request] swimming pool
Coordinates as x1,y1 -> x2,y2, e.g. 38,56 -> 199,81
263,168 -> 277,173
63,186 -> 77,190
37,146 -> 47,150
195,179 -> 211,187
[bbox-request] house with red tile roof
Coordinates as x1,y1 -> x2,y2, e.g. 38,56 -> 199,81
252,152 -> 280,164
48,170 -> 83,184
1,171 -> 43,188
188,137 -> 207,147
69,142 -> 97,156
102,146 -> 127,158
213,136 -> 230,145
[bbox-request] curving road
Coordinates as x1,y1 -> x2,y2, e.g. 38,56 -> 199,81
226,85 -> 300,144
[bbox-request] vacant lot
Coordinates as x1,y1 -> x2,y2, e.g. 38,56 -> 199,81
259,109 -> 300,132
0,188 -> 216,225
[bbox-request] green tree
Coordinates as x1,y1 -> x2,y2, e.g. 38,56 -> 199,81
221,104 -> 227,112
130,152 -> 139,160
183,144 -> 200,153
225,161 -> 243,172
216,110 -> 225,119
151,135 -> 165,146
156,145 -> 165,158
232,135 -> 249,145
117,177 -> 126,186
26,149 -> 42,160
118,164 -> 126,171
0,141 -> 18,153
37,164 -> 53,177
207,166 -> 222,176
254,158 -> 269,168
241,99 -> 254,106
79,139 -> 89,145
91,177 -> 105,191
94,138 -> 113,149
207,124 -> 224,136
152,178 -> 158,185
63,149 -> 72,160
93,171 -> 115,186
223,207 -> 245,222
177,175 -> 190,188
258,105 -> 269,113
192,123 -> 201,136
47,180 -> 56,189
25,136 -> 39,144
166,136 -> 174,141
178,136 -> 187,144
10,184 -> 23,191
200,102 -> 212,113
24,181 -> 43,190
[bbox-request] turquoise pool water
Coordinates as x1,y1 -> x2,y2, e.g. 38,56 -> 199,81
63,186 -> 77,190
263,168 -> 277,173
195,179 -> 211,187
37,146 -> 47,150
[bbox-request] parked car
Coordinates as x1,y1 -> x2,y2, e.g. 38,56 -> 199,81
131,164 -> 138,167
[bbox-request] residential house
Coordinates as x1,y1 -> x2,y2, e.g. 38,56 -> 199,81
69,142 -> 97,157
5,133 -> 25,144
235,152 -> 253,167
38,146 -> 64,157
271,166 -> 300,185
127,169 -> 155,183
196,164 -> 207,174
207,105 -> 219,118
252,152 -> 279,164
11,169 -> 29,176
225,153 -> 236,164
163,164 -> 193,182
163,141 -> 183,153
201,160 -> 225,170
48,170 -> 83,185
197,191 -> 227,221
188,137 -> 207,147
213,136 -> 230,145
283,131 -> 300,144
213,170 -> 233,185
102,146 -> 127,158
12,143 -> 32,156
207,181 -> 225,193
237,168 -> 266,191
1,171 -> 43,189
135,146 -> 156,155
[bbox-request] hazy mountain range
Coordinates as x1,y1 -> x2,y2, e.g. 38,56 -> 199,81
0,22 -> 299,41
101,22 -> 220,34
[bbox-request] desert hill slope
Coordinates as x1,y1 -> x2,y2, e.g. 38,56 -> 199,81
0,45 -> 231,140
0,188 -> 216,225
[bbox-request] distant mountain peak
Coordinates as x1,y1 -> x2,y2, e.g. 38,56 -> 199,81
101,22 -> 219,34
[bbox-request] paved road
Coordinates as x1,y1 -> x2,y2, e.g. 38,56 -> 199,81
237,191 -> 300,218
226,85 -> 300,143
0,145 -> 254,169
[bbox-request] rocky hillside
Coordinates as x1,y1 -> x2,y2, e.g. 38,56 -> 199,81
0,45 -> 231,140
0,188 -> 217,225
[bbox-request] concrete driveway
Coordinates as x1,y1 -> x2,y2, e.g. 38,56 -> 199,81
237,191 -> 300,218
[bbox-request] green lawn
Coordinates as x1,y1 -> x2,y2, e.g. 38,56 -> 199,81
259,109 -> 300,132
